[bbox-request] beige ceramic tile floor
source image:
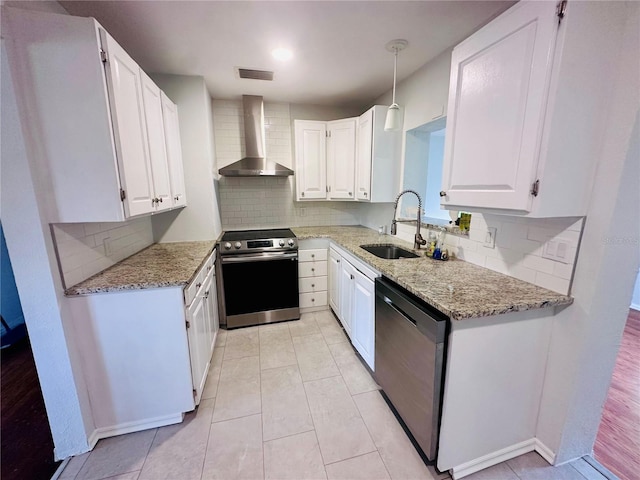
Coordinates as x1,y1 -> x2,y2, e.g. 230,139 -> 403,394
58,311 -> 611,480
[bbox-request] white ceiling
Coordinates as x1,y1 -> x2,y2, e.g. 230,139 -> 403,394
61,1 -> 514,108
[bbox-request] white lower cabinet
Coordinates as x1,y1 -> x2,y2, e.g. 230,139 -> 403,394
298,248 -> 329,312
352,272 -> 375,370
185,258 -> 218,405
65,250 -> 218,441
328,244 -> 379,370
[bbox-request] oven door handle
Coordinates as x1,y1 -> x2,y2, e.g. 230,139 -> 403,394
221,252 -> 298,263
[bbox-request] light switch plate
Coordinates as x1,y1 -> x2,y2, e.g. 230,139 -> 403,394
484,227 -> 497,249
543,238 -> 571,263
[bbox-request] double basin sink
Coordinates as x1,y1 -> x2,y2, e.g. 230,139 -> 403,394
360,244 -> 420,260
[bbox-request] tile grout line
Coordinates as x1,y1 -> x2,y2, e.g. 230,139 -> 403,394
131,427 -> 159,480
350,392 -> 393,480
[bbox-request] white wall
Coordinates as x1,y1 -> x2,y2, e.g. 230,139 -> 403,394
536,2 -> 640,463
1,1 -> 95,459
631,270 -> 640,311
213,100 -> 364,229
150,74 -> 222,242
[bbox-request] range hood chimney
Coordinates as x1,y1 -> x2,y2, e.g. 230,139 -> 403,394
218,95 -> 294,177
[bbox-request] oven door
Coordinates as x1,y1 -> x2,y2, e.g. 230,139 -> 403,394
220,251 -> 299,328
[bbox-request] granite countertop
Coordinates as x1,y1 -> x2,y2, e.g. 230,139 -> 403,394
65,241 -> 215,296
292,226 -> 573,320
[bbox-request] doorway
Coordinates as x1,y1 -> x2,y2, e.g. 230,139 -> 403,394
593,271 -> 640,479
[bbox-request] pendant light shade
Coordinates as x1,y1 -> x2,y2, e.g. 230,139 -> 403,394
384,39 -> 408,132
384,104 -> 401,131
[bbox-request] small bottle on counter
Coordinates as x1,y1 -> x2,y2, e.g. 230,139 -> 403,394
425,231 -> 437,257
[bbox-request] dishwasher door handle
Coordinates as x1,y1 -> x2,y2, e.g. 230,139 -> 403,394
382,295 -> 417,327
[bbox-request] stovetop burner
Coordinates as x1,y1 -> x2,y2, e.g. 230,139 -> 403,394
221,228 -> 295,242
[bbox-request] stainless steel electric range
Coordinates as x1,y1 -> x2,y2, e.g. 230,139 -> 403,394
216,228 -> 299,329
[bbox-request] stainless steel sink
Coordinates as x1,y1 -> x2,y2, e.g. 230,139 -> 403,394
360,244 -> 420,259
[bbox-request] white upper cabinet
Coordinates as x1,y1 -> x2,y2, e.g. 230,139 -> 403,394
441,1 -> 558,213
441,0 -> 623,217
327,118 -> 357,200
356,106 -> 402,203
5,8 -> 187,222
101,31 -> 156,217
161,93 -> 187,208
294,120 -> 327,200
140,70 -> 173,211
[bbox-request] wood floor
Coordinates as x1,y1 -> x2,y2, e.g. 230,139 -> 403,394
594,308 -> 640,480
1,337 -> 61,480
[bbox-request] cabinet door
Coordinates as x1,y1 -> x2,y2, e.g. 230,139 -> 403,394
140,71 -> 172,210
101,32 -> 155,217
352,272 -> 375,371
161,92 -> 187,208
328,248 -> 342,315
186,291 -> 210,405
441,1 -> 559,212
327,118 -> 357,200
339,259 -> 356,338
203,270 -> 217,358
294,120 -> 327,200
356,108 -> 373,201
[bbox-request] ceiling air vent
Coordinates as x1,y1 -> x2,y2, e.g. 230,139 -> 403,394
238,68 -> 274,81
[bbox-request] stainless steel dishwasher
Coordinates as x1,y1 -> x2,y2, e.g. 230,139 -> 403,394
375,277 -> 448,461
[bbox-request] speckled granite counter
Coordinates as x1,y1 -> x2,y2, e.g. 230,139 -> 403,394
292,226 -> 573,320
65,241 -> 215,296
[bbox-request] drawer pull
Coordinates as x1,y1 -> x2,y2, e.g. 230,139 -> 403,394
311,284 -> 315,288
196,282 -> 202,289
311,298 -> 315,302
311,254 -> 315,258
311,268 -> 315,272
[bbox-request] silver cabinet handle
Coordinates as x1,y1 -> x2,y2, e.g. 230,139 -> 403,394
349,192 -> 353,196
196,282 -> 202,289
301,192 -> 305,197
158,197 -> 163,203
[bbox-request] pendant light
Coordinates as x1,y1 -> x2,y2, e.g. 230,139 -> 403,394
384,39 -> 408,132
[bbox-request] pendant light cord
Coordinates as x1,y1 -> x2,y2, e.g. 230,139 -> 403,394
392,48 -> 398,105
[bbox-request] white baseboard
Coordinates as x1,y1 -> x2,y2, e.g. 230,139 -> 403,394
450,439 -> 536,479
87,413 -> 184,448
300,305 -> 329,314
534,438 -> 556,464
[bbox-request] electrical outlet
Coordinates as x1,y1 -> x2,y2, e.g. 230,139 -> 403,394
103,237 -> 112,256
484,227 -> 497,249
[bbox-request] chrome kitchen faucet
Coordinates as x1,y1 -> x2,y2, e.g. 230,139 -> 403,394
391,190 -> 427,250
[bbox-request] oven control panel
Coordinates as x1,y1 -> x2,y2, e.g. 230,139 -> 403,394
221,237 -> 297,254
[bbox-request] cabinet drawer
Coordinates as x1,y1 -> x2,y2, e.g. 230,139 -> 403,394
184,251 -> 215,306
299,276 -> 328,293
300,291 -> 328,309
184,269 -> 205,306
299,249 -> 328,263
299,262 -> 328,278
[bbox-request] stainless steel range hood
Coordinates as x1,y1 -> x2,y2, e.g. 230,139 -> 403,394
218,95 -> 294,177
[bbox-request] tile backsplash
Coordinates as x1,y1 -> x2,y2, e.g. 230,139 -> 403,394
396,214 -> 583,295
52,217 -> 153,288
213,99 -> 364,229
